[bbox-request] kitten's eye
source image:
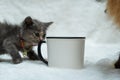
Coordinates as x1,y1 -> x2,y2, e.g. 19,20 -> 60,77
34,32 -> 40,37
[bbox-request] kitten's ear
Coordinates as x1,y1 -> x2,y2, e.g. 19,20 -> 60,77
24,16 -> 33,26
44,22 -> 53,27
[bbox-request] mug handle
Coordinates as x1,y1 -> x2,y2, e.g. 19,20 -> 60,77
38,41 -> 48,65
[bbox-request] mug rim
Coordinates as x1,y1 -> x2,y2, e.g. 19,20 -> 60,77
47,37 -> 86,39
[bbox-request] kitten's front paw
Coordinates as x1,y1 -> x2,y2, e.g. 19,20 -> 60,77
28,55 -> 39,60
13,58 -> 22,64
27,51 -> 39,60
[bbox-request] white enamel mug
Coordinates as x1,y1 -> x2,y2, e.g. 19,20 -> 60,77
46,37 -> 85,69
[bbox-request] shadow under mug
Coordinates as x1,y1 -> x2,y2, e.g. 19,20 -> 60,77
39,37 -> 85,69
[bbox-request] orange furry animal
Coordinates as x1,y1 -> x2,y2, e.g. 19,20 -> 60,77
106,0 -> 120,27
106,0 -> 120,69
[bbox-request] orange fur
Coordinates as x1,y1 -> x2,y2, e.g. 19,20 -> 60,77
107,0 -> 120,27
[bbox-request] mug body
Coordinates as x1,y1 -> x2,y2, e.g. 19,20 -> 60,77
47,37 -> 85,69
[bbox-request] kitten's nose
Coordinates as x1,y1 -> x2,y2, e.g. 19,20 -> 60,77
39,36 -> 43,41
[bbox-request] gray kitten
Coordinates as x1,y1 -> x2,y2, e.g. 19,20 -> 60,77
0,16 -> 53,64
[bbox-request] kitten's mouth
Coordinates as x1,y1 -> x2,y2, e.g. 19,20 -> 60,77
31,40 -> 44,46
28,39 -> 45,46
32,43 -> 38,46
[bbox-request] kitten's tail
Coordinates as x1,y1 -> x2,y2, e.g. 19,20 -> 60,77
38,41 -> 48,65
